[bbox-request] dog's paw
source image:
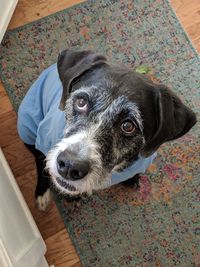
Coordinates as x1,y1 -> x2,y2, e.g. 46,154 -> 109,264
122,174 -> 140,188
36,189 -> 53,211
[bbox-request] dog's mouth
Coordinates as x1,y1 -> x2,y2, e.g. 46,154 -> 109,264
56,177 -> 76,191
54,177 -> 80,195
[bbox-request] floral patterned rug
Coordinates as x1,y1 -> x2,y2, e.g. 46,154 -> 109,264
0,0 -> 200,266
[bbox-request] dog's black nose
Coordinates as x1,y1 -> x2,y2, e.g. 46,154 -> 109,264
57,151 -> 89,180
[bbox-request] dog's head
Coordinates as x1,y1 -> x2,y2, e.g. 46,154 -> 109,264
46,49 -> 196,196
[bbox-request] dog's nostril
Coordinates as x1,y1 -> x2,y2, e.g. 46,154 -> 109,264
70,170 -> 80,180
68,161 -> 89,181
57,152 -> 69,178
58,160 -> 65,169
69,169 -> 88,180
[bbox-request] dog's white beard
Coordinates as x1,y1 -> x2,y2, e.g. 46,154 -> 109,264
46,131 -> 111,196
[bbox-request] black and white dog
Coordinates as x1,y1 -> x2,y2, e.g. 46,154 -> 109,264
17,49 -> 196,211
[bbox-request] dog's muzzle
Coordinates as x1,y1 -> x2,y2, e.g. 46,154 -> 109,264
57,149 -> 90,180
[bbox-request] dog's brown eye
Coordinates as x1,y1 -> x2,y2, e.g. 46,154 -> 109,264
121,120 -> 135,134
75,97 -> 88,111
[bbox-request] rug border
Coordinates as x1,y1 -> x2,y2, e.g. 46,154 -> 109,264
2,0 -> 200,61
0,0 -> 200,111
5,0 -> 93,34
0,1 -> 200,266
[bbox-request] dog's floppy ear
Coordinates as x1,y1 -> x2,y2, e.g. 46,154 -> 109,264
57,49 -> 107,110
141,85 -> 197,156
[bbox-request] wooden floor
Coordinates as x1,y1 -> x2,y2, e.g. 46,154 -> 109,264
0,0 -> 200,266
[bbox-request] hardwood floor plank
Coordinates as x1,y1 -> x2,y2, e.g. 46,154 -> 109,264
0,110 -> 18,148
0,82 -> 14,115
185,22 -> 200,48
2,140 -> 36,177
8,0 -> 85,30
45,229 -> 81,267
193,37 -> 200,53
170,0 -> 200,53
70,262 -> 82,267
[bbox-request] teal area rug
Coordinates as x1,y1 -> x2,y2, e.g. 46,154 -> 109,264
0,1 -> 200,266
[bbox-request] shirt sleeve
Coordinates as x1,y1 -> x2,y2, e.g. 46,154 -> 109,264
17,66 -> 54,145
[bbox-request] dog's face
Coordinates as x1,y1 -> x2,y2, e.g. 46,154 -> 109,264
46,49 -> 196,196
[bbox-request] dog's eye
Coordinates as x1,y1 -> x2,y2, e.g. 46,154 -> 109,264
121,120 -> 135,135
75,97 -> 88,112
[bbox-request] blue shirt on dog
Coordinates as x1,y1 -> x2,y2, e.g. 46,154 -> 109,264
17,64 -> 156,185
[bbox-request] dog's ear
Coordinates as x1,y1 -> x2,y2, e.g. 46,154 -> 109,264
141,85 -> 197,156
57,49 -> 107,110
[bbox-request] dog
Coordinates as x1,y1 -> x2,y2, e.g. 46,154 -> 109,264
17,49 -> 197,211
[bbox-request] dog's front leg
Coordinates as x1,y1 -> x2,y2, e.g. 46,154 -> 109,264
122,174 -> 141,188
25,144 -> 52,211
